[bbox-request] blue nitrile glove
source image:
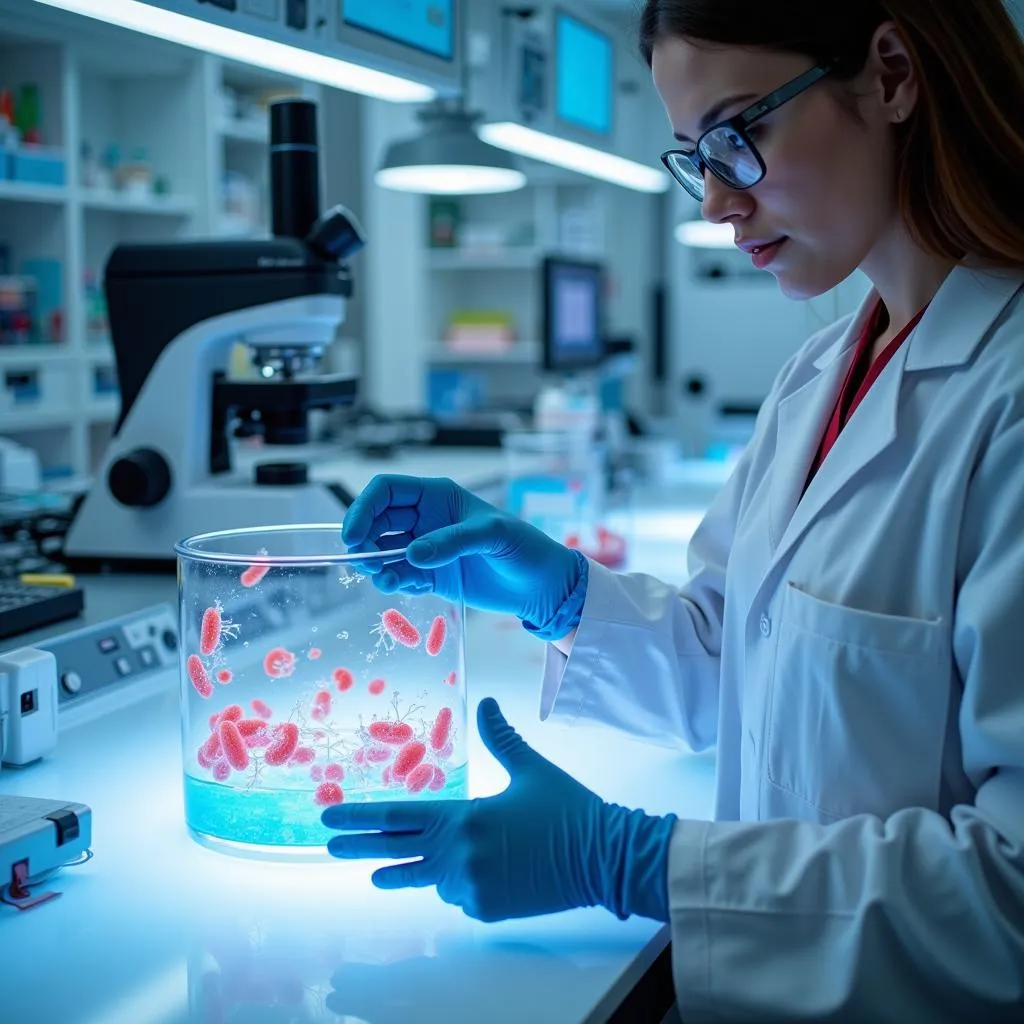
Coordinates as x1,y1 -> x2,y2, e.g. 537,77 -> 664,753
321,698 -> 677,923
341,475 -> 588,641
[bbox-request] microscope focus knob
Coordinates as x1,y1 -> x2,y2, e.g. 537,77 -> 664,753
108,448 -> 172,508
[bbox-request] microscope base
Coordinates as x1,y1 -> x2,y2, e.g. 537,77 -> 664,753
63,481 -> 354,574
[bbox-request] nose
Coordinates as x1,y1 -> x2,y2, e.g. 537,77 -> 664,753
700,170 -> 754,225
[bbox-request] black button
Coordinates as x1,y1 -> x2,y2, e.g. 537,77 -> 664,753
162,629 -> 178,650
46,810 -> 80,846
255,461 -> 308,486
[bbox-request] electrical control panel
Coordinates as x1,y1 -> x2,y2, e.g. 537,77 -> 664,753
34,604 -> 178,708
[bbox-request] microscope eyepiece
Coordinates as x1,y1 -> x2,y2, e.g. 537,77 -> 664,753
270,98 -> 320,241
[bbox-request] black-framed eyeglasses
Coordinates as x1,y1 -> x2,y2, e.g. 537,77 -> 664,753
661,62 -> 835,201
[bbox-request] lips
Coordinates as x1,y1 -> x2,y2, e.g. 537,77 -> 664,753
750,238 -> 787,269
736,236 -> 788,254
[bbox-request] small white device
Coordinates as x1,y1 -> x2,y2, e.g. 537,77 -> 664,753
0,437 -> 42,492
0,649 -> 59,770
0,795 -> 91,909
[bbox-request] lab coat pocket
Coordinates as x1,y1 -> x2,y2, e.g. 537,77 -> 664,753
766,582 -> 951,821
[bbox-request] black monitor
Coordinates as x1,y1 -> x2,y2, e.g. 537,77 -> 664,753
541,256 -> 606,373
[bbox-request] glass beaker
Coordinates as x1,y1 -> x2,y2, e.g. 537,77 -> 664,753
174,525 -> 467,855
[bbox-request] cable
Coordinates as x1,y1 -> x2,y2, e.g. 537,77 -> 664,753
0,848 -> 94,906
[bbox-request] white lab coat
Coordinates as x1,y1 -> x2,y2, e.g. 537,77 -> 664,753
541,265 -> 1024,1021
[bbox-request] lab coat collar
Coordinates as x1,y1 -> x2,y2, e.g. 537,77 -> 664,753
762,263 -> 1023,590
812,264 -> 1024,373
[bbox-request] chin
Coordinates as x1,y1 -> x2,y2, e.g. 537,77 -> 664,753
772,268 -> 845,302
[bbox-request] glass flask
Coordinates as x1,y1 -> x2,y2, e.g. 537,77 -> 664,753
175,525 -> 467,855
503,429 -> 630,568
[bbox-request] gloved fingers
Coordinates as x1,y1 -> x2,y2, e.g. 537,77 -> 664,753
327,829 -> 426,860
477,697 -> 538,775
374,561 -> 435,595
356,507 -> 421,546
371,858 -> 437,890
343,537 -> 386,575
321,801 -> 437,832
341,475 -> 427,547
347,540 -> 413,578
406,515 -> 514,568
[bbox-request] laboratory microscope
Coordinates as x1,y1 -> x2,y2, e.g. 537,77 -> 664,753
64,99 -> 365,571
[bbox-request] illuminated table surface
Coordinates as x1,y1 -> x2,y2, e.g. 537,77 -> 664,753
0,496 -> 717,1024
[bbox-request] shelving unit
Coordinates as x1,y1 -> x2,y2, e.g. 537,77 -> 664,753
424,178 -> 608,417
0,180 -> 69,203
0,4 -> 321,481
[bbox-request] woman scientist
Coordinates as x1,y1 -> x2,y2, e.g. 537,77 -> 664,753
322,1 -> 1024,1018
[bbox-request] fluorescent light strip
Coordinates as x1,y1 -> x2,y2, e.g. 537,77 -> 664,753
31,0 -> 435,103
375,165 -> 527,195
477,122 -> 669,194
674,219 -> 735,249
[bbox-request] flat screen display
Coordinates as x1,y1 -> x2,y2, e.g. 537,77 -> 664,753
342,0 -> 455,61
555,10 -> 613,136
543,258 -> 605,372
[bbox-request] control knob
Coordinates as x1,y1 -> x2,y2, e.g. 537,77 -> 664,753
107,448 -> 172,508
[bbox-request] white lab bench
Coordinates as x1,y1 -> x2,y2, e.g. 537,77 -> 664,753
0,473 -> 725,1024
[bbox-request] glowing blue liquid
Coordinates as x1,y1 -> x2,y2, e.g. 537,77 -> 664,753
184,762 -> 468,849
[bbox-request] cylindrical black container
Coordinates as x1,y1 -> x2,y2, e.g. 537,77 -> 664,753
270,99 -> 320,240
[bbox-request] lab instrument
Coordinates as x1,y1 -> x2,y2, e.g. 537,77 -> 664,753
175,525 -> 467,854
0,437 -> 41,491
0,579 -> 84,639
0,795 -> 91,909
0,648 -> 58,768
64,99 -> 365,569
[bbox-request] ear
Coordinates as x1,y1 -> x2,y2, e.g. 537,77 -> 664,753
861,21 -> 919,125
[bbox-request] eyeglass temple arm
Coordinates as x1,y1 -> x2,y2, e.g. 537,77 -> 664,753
736,63 -> 834,127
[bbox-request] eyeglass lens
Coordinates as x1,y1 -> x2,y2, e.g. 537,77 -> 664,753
667,126 -> 763,200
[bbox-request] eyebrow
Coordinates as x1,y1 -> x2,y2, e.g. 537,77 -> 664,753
673,92 -> 758,142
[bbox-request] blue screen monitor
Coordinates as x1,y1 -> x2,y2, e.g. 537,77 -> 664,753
554,10 -> 614,137
342,0 -> 455,61
542,257 -> 606,373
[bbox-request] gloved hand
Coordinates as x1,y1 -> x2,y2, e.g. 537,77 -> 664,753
341,475 -> 587,640
321,698 -> 677,923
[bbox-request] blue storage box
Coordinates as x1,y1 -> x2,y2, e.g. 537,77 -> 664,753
0,148 -> 8,181
9,147 -> 65,187
428,368 -> 488,419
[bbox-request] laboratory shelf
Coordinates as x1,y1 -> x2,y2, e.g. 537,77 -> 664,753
0,180 -> 69,204
219,117 -> 269,144
428,247 -> 542,271
0,346 -> 76,365
84,401 -> 119,424
83,344 -> 115,363
80,189 -> 196,216
0,409 -> 75,430
428,342 -> 541,364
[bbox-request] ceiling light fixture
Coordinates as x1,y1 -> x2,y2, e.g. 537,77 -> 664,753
31,0 -> 435,102
477,121 -> 669,194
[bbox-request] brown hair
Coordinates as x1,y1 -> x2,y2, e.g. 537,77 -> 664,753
639,1 -> 1024,268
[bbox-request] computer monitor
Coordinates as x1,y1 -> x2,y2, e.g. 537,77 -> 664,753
554,9 -> 614,137
341,0 -> 455,61
542,256 -> 606,374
